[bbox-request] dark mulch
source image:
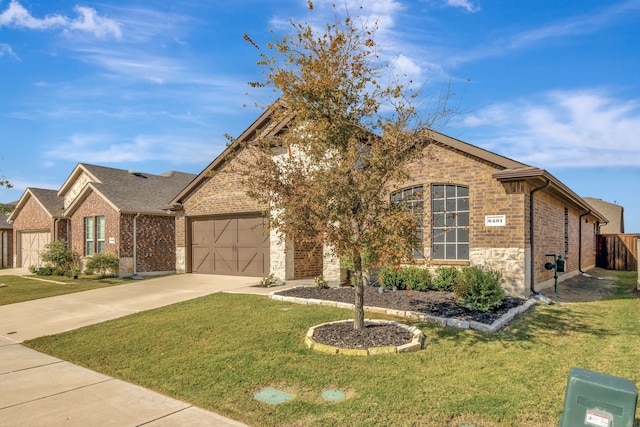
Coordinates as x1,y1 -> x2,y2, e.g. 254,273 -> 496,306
277,285 -> 525,325
312,321 -> 413,350
278,286 -> 525,350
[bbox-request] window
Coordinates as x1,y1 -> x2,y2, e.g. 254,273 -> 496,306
432,184 -> 469,260
85,216 -> 106,256
391,186 -> 424,259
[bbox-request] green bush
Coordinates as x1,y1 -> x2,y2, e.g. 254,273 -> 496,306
453,266 -> 505,312
39,239 -> 75,274
30,266 -> 66,276
432,266 -> 459,291
380,266 -> 431,291
84,253 -> 120,278
380,266 -> 405,290
402,267 -> 431,292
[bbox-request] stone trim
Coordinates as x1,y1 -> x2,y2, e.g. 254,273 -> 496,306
271,290 -> 538,333
304,319 -> 424,356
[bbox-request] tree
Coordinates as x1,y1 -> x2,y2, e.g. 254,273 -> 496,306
241,3 -> 453,330
1,168 -> 13,214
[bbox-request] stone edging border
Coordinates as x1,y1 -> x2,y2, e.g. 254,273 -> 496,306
305,319 -> 425,356
270,289 -> 538,333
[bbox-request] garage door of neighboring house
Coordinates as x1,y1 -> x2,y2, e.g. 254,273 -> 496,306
191,215 -> 269,276
20,231 -> 50,268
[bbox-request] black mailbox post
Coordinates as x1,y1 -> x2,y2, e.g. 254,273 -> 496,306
544,253 -> 565,297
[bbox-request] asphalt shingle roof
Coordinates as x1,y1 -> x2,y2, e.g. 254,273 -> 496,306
78,164 -> 196,214
28,188 -> 65,218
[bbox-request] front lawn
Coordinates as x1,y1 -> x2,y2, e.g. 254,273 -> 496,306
0,275 -> 135,305
25,271 -> 640,426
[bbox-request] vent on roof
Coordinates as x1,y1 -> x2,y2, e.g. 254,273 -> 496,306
128,170 -> 146,178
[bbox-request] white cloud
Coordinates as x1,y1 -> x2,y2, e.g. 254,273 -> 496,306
448,1 -> 639,66
0,1 -> 121,39
444,0 -> 481,13
43,133 -> 220,164
0,43 -> 19,60
457,89 -> 640,168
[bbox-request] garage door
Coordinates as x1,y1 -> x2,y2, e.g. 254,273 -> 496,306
191,215 -> 269,276
20,231 -> 50,268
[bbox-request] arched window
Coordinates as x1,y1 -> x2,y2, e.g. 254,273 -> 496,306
391,186 -> 424,259
432,184 -> 469,260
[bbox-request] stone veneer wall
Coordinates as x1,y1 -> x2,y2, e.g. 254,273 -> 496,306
469,247 -> 528,296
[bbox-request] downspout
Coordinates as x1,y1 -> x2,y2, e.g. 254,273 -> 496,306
54,218 -> 60,241
529,179 -> 551,295
578,210 -> 591,274
133,212 -> 141,275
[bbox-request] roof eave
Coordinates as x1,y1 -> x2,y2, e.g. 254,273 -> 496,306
493,168 -> 608,222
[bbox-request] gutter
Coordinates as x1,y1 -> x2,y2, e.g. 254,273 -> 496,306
529,179 -> 551,295
578,210 -> 591,274
133,212 -> 141,275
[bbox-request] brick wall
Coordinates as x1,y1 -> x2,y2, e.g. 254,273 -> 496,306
120,213 -> 176,273
1,229 -> 12,267
400,143 -> 526,258
11,195 -> 56,266
69,191 -> 120,258
293,237 -> 323,279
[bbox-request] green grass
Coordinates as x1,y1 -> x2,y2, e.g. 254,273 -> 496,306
0,275 -> 135,305
25,270 -> 640,427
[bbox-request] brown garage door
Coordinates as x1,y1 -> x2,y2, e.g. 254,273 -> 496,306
20,231 -> 50,268
191,215 -> 269,276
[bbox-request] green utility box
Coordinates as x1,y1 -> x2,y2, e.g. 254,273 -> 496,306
559,367 -> 637,427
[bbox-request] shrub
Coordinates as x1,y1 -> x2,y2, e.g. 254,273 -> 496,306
30,266 -> 66,276
40,239 -> 75,274
402,267 -> 431,292
432,266 -> 459,291
453,266 -> 505,312
84,253 -> 120,278
315,275 -> 329,289
380,266 -> 405,290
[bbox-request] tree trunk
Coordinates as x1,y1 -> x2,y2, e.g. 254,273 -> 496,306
353,250 -> 365,330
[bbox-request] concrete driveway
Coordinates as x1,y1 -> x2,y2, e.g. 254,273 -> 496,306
0,272 -> 265,427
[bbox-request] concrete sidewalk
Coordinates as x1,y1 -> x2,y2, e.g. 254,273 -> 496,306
0,272 -> 273,427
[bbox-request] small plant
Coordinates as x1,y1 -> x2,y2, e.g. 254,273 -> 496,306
39,239 -> 75,275
84,253 -> 120,278
432,266 -> 459,291
401,267 -> 431,292
259,273 -> 277,287
315,274 -> 329,289
453,266 -> 505,312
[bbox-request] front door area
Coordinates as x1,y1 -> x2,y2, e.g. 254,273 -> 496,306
190,215 -> 270,276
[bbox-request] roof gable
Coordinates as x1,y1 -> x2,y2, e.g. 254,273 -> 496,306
62,164 -> 197,216
7,188 -> 64,222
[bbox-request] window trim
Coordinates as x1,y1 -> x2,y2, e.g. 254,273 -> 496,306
431,183 -> 470,261
390,185 -> 424,259
84,215 -> 106,256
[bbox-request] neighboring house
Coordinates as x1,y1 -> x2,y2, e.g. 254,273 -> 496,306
168,107 -> 607,298
10,164 -> 196,275
0,206 -> 14,268
8,189 -> 67,268
583,197 -> 623,234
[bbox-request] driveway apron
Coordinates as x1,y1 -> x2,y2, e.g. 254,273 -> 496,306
0,273 -> 257,426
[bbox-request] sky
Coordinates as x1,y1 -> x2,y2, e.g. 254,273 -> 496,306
1,0 -> 639,232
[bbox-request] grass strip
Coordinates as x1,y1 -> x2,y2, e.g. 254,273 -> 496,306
25,271 -> 640,426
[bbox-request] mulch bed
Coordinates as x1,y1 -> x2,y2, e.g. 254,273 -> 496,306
312,321 -> 413,350
277,285 -> 525,324
278,286 -> 525,350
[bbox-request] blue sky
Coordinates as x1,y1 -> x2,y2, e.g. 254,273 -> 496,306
1,0 -> 639,232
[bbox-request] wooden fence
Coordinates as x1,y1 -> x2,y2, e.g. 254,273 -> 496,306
597,234 -> 639,271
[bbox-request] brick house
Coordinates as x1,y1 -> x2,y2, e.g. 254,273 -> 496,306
0,208 -> 13,268
583,197 -> 624,234
8,188 -> 67,268
10,164 -> 195,275
168,107 -> 607,298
